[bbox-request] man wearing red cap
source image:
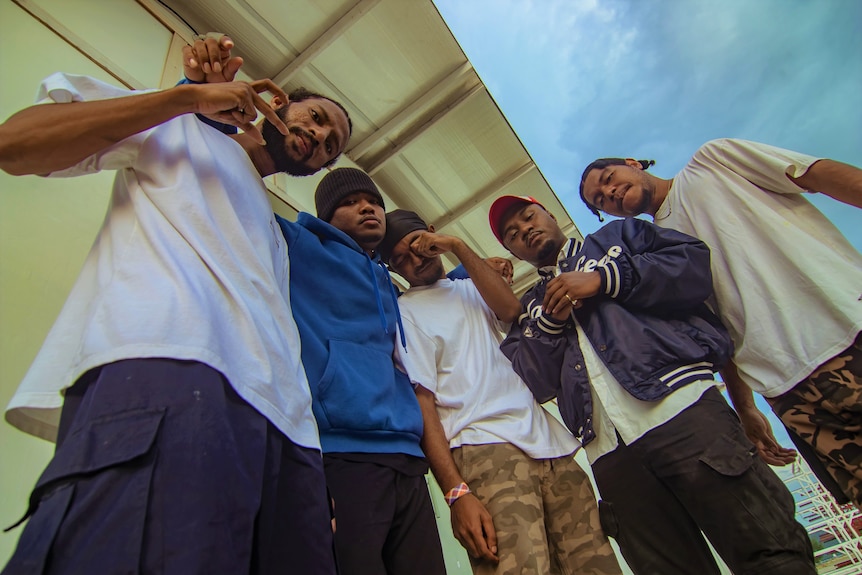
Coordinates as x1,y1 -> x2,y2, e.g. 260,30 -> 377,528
378,209 -> 622,575
489,195 -> 816,575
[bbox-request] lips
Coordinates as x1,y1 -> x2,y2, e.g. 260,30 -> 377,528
360,216 -> 381,226
616,183 -> 630,210
291,129 -> 313,161
526,230 -> 542,248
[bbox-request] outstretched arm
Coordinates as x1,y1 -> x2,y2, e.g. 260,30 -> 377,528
411,232 -> 521,322
415,386 -> 498,563
792,159 -> 862,209
0,79 -> 287,176
721,361 -> 796,466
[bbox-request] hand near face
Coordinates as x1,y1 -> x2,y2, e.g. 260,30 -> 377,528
410,231 -> 459,258
183,33 -> 243,83
187,80 -> 288,144
543,271 -> 599,317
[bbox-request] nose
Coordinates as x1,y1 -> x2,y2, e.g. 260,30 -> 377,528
358,199 -> 375,212
309,125 -> 330,149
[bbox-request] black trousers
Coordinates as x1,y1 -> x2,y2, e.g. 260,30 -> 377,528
3,358 -> 336,575
593,387 -> 816,575
323,455 -> 445,575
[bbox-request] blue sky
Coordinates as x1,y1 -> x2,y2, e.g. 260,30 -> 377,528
434,0 -> 862,248
434,0 -> 862,450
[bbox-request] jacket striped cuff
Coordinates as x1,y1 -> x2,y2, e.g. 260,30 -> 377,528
598,260 -> 622,299
537,313 -> 566,335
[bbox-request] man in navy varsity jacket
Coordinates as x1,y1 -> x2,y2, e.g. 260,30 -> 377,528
490,195 -> 816,575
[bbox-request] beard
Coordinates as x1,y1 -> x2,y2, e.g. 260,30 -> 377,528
413,257 -> 445,286
534,236 -> 560,266
261,116 -> 317,177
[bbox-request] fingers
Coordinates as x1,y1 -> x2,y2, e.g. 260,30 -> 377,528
250,79 -> 289,113
248,80 -> 289,136
543,281 -> 571,316
452,496 -> 499,562
185,34 -> 236,82
223,56 -> 243,82
479,511 -> 499,560
411,235 -> 440,257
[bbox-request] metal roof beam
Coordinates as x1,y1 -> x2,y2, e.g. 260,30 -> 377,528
348,62 -> 475,159
271,0 -> 382,87
364,83 -> 484,176
432,162 -> 535,230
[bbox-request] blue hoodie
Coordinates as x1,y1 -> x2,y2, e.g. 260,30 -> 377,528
277,213 -> 424,456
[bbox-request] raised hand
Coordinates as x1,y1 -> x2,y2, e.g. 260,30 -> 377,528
485,257 -> 514,285
183,33 -> 242,83
410,231 -> 458,258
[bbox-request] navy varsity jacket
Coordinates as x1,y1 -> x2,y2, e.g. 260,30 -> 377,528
500,218 -> 733,445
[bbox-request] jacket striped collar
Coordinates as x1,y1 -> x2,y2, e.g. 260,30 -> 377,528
537,237 -> 583,281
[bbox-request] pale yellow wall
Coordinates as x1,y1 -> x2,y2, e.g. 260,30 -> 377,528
0,0 -> 173,564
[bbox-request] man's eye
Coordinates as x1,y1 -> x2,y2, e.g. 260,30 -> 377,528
310,110 -> 319,121
326,141 -> 333,154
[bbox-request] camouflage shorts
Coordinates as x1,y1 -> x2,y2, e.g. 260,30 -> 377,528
451,443 -> 621,575
768,332 -> 862,509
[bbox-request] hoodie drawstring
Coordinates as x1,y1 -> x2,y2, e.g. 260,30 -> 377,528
382,265 -> 408,350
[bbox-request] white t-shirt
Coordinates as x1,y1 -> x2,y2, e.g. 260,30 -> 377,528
656,139 -> 862,397
575,323 -> 715,463
5,73 -> 320,449
395,278 -> 579,460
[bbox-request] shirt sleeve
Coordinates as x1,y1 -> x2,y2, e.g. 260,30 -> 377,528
37,73 -> 154,177
394,312 -> 441,394
696,138 -> 820,195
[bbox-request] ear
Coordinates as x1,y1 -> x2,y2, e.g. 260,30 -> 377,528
270,95 -> 286,110
428,224 -> 436,233
625,158 -> 643,170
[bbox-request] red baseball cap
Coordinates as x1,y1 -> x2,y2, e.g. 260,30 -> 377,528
489,195 -> 545,245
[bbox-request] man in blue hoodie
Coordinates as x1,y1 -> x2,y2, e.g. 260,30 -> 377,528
275,168 -> 446,575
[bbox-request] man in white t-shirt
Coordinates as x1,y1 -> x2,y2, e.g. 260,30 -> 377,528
0,72 -> 350,574
578,139 -> 862,508
377,210 -> 622,575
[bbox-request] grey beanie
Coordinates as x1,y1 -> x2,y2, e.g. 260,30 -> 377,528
314,168 -> 385,222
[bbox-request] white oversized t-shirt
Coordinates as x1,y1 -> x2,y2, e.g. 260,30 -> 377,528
656,139 -> 862,397
5,74 -> 320,449
396,278 -> 579,459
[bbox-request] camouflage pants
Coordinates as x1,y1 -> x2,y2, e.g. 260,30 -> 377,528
767,332 -> 862,509
451,443 -> 621,575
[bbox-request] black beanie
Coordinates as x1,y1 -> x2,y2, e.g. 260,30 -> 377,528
314,168 -> 385,222
378,209 -> 429,264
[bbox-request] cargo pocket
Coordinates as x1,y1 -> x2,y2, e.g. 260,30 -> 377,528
4,407 -> 165,574
699,431 -> 756,477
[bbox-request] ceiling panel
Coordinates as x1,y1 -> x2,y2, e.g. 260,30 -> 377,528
158,0 -> 581,293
